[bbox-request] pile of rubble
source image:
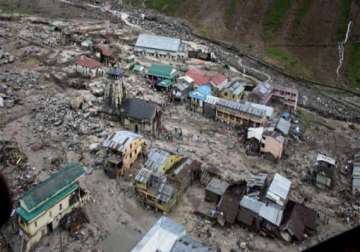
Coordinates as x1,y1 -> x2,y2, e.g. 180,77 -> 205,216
0,139 -> 36,200
0,47 -> 14,65
30,95 -> 106,139
0,71 -> 40,108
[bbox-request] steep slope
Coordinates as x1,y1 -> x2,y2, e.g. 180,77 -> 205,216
131,0 -> 360,89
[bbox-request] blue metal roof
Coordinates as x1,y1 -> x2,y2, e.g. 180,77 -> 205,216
189,85 -> 212,101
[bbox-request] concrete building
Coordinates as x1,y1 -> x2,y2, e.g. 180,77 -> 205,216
205,178 -> 229,203
265,173 -> 291,207
146,64 -> 178,89
189,85 -> 212,112
102,130 -> 146,178
134,33 -> 186,59
260,132 -> 285,160
17,163 -> 88,252
75,56 -> 103,78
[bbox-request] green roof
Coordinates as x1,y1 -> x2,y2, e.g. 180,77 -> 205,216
147,64 -> 177,79
133,64 -> 144,72
20,162 -> 85,212
157,79 -> 173,88
17,183 -> 79,223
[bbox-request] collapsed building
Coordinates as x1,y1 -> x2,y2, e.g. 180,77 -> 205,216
352,153 -> 360,195
311,153 -> 336,189
102,130 -> 146,178
131,216 -> 215,252
16,163 -> 88,251
134,149 -> 199,212
134,33 -> 186,60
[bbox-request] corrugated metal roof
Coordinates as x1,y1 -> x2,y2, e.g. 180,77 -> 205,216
316,154 -> 336,166
259,202 -> 284,226
240,196 -> 264,214
145,149 -> 171,173
204,95 -> 220,105
247,127 -> 264,141
189,85 -> 212,101
19,162 -> 85,212
148,64 -> 178,79
266,173 -> 291,207
206,178 -> 229,196
185,68 -> 210,85
135,33 -> 182,53
223,81 -> 245,96
171,235 -> 216,252
276,118 -> 291,135
245,102 -> 274,118
102,130 -> 143,153
216,99 -> 266,118
131,216 -> 186,252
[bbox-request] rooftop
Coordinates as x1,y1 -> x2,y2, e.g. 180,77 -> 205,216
185,68 -> 210,85
122,98 -> 158,121
206,178 -> 229,196
223,81 -> 245,96
147,64 -> 178,79
135,33 -> 182,53
210,73 -> 226,87
276,118 -> 291,136
76,56 -> 101,69
316,153 -> 336,166
131,216 -> 186,252
266,173 -> 291,207
189,85 -> 212,101
102,130 -> 143,153
252,82 -> 273,100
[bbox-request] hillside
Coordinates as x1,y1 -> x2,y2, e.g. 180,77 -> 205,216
126,0 -> 360,89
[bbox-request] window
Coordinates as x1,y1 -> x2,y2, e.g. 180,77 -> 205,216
34,221 -> 38,227
59,203 -> 63,211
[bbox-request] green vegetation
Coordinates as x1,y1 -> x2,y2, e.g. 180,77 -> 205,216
346,43 -> 360,89
147,0 -> 180,15
336,0 -> 352,40
266,47 -> 298,66
293,0 -> 311,30
225,0 -> 237,18
264,0 -> 292,40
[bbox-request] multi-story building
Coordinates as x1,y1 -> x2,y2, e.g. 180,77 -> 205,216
102,130 -> 146,178
16,162 -> 88,252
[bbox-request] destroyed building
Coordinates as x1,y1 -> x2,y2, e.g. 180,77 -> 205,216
352,153 -> 360,195
205,177 -> 229,204
134,33 -> 186,59
135,168 -> 177,213
171,81 -> 191,102
312,153 -> 336,189
102,130 -> 146,178
131,216 -> 215,252
75,56 -> 103,78
94,45 -> 114,65
134,149 -> 197,212
276,117 -> 291,136
16,162 -> 88,252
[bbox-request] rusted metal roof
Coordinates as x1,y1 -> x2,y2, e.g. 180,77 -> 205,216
76,56 -> 101,68
185,68 -> 210,85
102,130 -> 143,153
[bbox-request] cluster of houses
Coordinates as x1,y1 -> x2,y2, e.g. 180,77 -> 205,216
199,173 -> 317,242
8,26 -> 358,252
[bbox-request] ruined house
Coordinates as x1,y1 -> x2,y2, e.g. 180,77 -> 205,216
171,82 -> 191,102
134,33 -> 186,59
167,158 -> 201,193
131,216 -> 215,252
102,130 -> 146,178
75,56 -> 102,78
280,201 -> 318,242
134,168 -> 177,213
205,178 -> 229,203
220,81 -> 245,101
16,162 -> 88,252
218,182 -> 247,225
312,153 -> 336,189
352,153 -> 360,195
